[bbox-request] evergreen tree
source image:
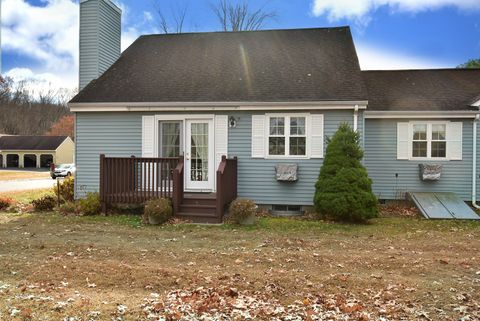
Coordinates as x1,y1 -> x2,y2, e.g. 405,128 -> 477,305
314,123 -> 378,222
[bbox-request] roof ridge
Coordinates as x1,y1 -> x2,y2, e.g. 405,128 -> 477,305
138,26 -> 351,38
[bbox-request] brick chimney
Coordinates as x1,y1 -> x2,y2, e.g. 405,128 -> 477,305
79,0 -> 121,90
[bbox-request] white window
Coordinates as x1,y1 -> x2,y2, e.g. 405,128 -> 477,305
411,123 -> 447,159
268,115 -> 307,157
397,121 -> 462,161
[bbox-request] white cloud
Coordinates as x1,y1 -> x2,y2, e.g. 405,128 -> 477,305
2,0 -> 79,76
312,0 -> 480,22
356,43 -> 452,70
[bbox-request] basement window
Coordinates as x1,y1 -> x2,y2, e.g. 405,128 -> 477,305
271,205 -> 303,216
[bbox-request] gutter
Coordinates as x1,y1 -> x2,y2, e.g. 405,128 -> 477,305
472,114 -> 480,210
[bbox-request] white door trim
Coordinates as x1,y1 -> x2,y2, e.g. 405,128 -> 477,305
184,118 -> 215,192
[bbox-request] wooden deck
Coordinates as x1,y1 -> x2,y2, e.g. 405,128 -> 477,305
99,155 -> 237,223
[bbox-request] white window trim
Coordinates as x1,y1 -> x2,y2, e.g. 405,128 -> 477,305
408,121 -> 449,161
265,113 -> 311,159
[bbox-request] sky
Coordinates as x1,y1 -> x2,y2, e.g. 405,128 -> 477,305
2,0 -> 480,94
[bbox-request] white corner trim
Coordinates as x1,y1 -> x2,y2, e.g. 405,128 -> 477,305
365,110 -> 480,119
472,99 -> 480,108
69,101 -> 368,112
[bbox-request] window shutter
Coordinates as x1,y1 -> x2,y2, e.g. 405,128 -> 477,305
397,122 -> 409,160
447,122 -> 462,160
215,115 -> 228,170
142,116 -> 155,157
251,115 -> 265,158
310,115 -> 324,158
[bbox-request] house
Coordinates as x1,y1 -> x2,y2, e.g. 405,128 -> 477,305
0,136 -> 75,169
69,0 -> 480,222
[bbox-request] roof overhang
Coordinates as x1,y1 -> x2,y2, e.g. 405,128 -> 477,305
69,101 -> 369,112
365,110 -> 480,119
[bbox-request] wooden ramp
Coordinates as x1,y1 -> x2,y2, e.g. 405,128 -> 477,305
408,192 -> 480,220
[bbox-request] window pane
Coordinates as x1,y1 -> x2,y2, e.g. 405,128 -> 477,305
269,117 -> 285,135
161,122 -> 181,157
432,124 -> 446,140
290,137 -> 306,156
431,141 -> 446,158
290,117 -> 306,135
269,137 -> 285,155
412,141 -> 427,157
413,124 -> 427,140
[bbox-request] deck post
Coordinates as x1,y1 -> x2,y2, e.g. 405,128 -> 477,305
99,154 -> 107,214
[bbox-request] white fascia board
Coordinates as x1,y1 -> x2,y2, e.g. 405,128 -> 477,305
472,99 -> 480,107
69,101 -> 368,112
365,110 -> 480,119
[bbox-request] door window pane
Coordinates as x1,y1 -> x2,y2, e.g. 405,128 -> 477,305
190,123 -> 209,182
160,122 -> 181,157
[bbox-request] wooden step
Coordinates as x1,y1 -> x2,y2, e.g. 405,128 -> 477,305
179,204 -> 216,215
176,213 -> 222,224
181,197 -> 217,206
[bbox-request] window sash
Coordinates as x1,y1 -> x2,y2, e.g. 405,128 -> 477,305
411,123 -> 448,159
267,115 -> 307,157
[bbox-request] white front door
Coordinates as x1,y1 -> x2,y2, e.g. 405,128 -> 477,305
185,119 -> 215,191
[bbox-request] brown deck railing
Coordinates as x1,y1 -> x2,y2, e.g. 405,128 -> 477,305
216,156 -> 238,218
172,158 -> 184,214
99,154 -> 181,212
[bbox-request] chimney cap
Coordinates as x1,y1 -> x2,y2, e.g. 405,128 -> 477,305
80,0 -> 122,15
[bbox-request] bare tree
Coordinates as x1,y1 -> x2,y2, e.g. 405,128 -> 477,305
212,0 -> 276,32
154,1 -> 189,34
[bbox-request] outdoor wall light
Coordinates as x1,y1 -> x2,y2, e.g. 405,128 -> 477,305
229,116 -> 238,128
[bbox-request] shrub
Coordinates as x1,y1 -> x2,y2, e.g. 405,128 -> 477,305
58,202 -> 79,216
143,198 -> 172,225
31,195 -> 57,212
314,123 -> 378,223
228,199 -> 257,225
78,192 -> 101,216
0,197 -> 13,211
53,178 -> 75,203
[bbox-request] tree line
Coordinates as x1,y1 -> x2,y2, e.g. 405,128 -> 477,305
0,77 -> 73,137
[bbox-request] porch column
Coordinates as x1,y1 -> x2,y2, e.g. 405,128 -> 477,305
18,153 -> 24,168
36,154 -> 41,169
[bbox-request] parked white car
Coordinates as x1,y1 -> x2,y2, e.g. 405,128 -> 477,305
51,163 -> 76,179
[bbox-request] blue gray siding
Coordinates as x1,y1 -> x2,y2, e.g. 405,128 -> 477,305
229,110 -> 357,205
75,112 -> 142,197
364,118 -> 474,201
79,0 -> 121,90
75,110 -> 359,203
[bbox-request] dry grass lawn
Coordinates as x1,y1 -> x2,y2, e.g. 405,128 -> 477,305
0,208 -> 479,320
0,170 -> 49,181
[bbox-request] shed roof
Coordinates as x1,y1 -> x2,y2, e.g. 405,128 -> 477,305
363,69 -> 480,111
70,27 -> 368,104
0,136 -> 68,151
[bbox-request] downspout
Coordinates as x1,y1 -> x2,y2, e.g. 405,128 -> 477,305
353,105 -> 359,131
472,114 -> 480,209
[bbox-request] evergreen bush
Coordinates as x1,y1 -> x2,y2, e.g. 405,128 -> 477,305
314,123 -> 378,223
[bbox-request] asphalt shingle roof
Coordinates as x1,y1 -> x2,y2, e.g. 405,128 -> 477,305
70,27 -> 368,104
363,69 -> 480,111
0,136 -> 68,151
